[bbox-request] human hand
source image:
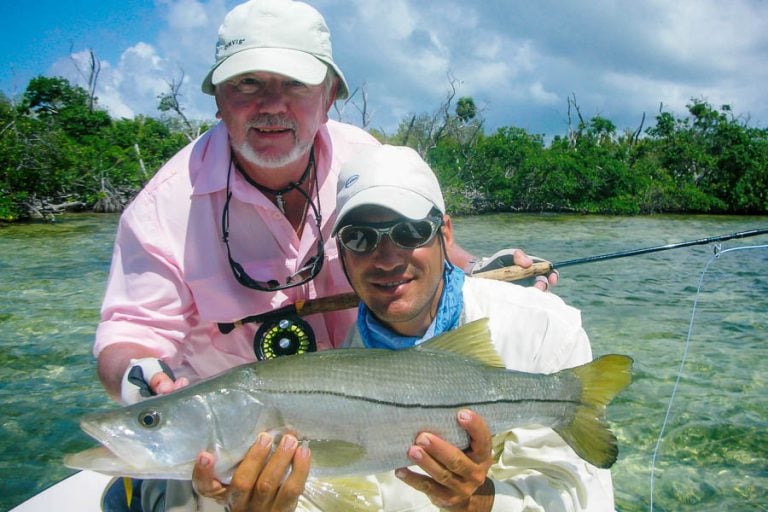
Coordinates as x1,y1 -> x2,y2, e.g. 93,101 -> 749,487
396,409 -> 495,512
470,248 -> 559,292
120,358 -> 189,404
192,432 -> 311,512
149,371 -> 189,394
517,251 -> 559,292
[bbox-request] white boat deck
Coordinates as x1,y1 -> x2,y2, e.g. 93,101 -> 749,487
10,471 -> 113,511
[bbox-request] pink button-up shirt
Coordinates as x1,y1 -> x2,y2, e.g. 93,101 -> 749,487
94,120 -> 379,381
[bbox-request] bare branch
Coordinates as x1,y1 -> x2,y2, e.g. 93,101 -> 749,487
158,69 -> 199,141
69,45 -> 101,111
332,85 -> 358,121
566,93 -> 586,147
429,72 -> 459,149
332,82 -> 374,128
632,112 -> 646,145
352,83 -> 372,128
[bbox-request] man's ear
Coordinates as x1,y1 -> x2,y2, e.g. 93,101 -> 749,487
324,78 -> 340,114
441,214 -> 454,247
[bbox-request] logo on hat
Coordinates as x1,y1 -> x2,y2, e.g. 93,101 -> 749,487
223,38 -> 246,50
344,175 -> 360,189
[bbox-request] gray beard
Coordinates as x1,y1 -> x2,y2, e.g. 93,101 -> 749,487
234,140 -> 313,169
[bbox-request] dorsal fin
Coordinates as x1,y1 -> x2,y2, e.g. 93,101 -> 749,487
413,318 -> 505,368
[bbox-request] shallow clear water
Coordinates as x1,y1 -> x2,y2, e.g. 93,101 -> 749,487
1,213 -> 766,511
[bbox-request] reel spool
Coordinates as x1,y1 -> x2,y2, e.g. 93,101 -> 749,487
254,315 -> 316,360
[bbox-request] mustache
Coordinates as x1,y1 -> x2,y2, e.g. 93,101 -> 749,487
246,115 -> 296,131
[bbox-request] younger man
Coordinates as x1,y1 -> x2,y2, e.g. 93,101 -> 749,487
330,145 -> 616,511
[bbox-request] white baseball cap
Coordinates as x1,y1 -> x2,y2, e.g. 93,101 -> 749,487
201,0 -> 349,98
333,145 -> 446,234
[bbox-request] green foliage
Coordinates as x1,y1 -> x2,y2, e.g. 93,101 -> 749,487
1,75 -> 766,221
456,97 -> 477,123
422,97 -> 767,215
1,76 -> 191,220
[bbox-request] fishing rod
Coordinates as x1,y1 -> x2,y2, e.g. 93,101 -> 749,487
218,227 -> 767,358
475,227 -> 768,282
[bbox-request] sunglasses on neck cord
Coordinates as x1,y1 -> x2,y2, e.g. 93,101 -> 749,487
336,215 -> 443,255
221,155 -> 324,292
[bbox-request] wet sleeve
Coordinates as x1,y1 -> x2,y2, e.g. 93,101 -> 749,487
489,427 -> 615,511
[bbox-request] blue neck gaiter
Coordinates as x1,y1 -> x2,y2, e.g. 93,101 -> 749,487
357,262 -> 465,350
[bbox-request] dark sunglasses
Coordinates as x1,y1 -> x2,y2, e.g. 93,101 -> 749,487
337,216 -> 443,255
221,158 -> 324,291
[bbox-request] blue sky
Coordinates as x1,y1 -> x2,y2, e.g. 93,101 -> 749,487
2,0 -> 767,137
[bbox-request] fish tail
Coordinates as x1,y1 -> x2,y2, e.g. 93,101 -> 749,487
553,354 -> 633,469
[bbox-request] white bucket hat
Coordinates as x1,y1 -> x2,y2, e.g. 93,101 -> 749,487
201,0 -> 349,98
333,145 -> 446,234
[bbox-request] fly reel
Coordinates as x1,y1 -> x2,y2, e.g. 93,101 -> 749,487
254,315 -> 316,360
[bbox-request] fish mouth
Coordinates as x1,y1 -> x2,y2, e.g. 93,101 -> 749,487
69,414 -> 192,479
63,445 -> 193,480
78,414 -> 145,468
63,446 -> 127,476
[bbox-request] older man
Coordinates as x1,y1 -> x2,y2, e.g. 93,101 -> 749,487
97,0 -> 549,403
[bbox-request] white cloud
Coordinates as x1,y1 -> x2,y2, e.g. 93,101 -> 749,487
165,0 -> 211,29
49,1 -> 225,121
528,82 -> 559,106
41,0 -> 768,136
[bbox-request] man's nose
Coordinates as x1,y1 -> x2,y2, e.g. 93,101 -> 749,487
371,236 -> 408,269
255,84 -> 289,114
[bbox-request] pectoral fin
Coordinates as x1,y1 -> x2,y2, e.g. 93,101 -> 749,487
307,439 -> 366,469
302,476 -> 380,511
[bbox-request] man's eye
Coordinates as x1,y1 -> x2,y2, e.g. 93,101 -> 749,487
231,78 -> 262,93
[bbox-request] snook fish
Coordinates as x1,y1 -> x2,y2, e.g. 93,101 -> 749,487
66,319 -> 632,486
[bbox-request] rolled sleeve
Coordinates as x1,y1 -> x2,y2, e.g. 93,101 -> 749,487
94,199 -> 192,363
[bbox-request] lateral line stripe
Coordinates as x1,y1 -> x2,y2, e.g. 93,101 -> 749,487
258,388 -> 581,409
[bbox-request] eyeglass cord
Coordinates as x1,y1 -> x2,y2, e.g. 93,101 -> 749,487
232,150 -> 314,214
222,148 -> 324,291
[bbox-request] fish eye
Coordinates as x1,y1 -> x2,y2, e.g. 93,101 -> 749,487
138,410 -> 162,429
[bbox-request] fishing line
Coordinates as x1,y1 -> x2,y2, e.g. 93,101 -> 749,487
648,242 -> 768,512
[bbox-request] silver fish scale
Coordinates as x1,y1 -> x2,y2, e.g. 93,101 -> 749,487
207,347 -> 585,477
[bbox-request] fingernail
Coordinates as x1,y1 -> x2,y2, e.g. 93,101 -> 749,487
409,446 -> 423,462
282,435 -> 297,450
458,410 -> 472,422
416,433 -> 430,448
395,468 -> 407,479
198,454 -> 210,468
258,432 -> 272,447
